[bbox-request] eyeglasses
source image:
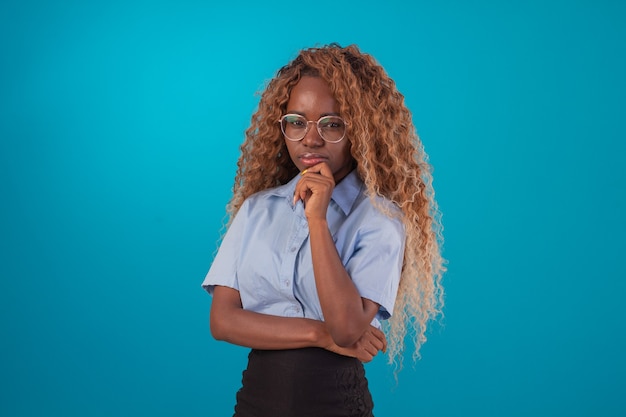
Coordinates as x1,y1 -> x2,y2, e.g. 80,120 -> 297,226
278,114 -> 348,143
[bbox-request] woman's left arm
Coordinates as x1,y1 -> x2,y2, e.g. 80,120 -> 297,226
294,163 -> 381,347
308,217 -> 380,347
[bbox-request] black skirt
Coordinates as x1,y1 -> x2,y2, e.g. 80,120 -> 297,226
232,347 -> 374,417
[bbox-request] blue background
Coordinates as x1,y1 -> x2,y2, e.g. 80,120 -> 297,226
1,1 -> 625,416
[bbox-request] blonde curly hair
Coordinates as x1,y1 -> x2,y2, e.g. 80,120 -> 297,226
226,43 -> 445,369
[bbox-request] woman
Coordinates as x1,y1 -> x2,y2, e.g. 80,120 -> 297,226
203,43 -> 445,417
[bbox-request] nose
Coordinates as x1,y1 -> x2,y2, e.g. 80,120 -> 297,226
301,122 -> 324,147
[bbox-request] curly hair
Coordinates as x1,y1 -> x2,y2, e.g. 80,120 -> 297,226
226,43 -> 445,369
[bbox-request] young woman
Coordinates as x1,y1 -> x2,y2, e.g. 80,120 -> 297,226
203,43 -> 445,417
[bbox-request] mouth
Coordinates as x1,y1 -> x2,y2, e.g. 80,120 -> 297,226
299,153 -> 328,167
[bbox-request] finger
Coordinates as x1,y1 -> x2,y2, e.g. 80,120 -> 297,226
302,162 -> 334,180
294,173 -> 332,204
364,342 -> 378,357
359,346 -> 375,362
371,327 -> 388,352
317,163 -> 334,179
300,163 -> 322,175
293,180 -> 311,204
299,174 -> 334,197
369,335 -> 384,352
300,189 -> 311,206
293,187 -> 302,205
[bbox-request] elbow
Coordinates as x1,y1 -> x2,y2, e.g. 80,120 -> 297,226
209,314 -> 229,342
325,299 -> 379,347
209,286 -> 242,343
328,325 -> 362,348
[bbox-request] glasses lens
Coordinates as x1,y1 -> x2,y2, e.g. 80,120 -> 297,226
280,114 -> 347,142
318,117 -> 346,142
281,114 -> 308,141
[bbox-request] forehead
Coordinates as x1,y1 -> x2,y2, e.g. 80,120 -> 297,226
287,76 -> 338,114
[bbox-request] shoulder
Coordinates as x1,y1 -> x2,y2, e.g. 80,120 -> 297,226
249,176 -> 298,203
240,180 -> 294,211
229,178 -> 298,227
343,192 -> 406,248
356,189 -> 404,224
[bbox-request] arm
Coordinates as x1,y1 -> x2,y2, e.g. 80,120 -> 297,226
308,219 -> 380,347
294,164 -> 380,347
211,285 -> 324,349
210,285 -> 386,361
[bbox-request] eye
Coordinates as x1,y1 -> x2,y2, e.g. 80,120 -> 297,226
319,117 -> 345,130
284,115 -> 306,128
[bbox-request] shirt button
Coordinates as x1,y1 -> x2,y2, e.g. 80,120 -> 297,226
284,280 -> 290,286
290,247 -> 297,252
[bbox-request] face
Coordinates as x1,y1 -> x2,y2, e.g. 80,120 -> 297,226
283,76 -> 354,182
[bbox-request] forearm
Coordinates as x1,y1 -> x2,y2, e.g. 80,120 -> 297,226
210,286 -> 330,350
308,218 -> 378,346
213,309 -> 327,350
210,285 -> 384,362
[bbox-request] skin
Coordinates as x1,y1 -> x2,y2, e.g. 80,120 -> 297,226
210,76 -> 386,361
284,76 -> 355,184
289,76 -> 382,346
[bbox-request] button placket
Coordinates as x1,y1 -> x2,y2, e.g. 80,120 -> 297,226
278,213 -> 308,298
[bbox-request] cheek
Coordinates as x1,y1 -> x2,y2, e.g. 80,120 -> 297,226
284,142 -> 301,166
284,141 -> 295,157
341,144 -> 354,164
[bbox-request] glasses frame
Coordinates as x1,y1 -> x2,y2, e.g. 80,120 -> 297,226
277,114 -> 349,144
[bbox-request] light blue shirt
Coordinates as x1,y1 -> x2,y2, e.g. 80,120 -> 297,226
202,170 -> 406,325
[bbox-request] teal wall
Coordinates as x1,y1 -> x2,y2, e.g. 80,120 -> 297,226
1,1 -> 624,416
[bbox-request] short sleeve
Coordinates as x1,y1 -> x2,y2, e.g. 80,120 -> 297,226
345,214 -> 405,321
201,200 -> 250,295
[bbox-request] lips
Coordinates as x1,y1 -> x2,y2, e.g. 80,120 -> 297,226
299,153 -> 328,167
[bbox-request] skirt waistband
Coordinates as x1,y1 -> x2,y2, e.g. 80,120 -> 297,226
248,347 -> 361,372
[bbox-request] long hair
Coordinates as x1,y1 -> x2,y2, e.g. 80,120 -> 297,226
227,43 -> 445,369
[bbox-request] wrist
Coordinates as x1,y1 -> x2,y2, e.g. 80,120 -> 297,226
306,216 -> 328,230
312,320 -> 332,348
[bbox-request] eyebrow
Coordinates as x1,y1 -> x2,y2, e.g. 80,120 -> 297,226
285,110 -> 341,118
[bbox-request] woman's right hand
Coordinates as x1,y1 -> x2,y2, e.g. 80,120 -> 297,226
323,325 -> 387,363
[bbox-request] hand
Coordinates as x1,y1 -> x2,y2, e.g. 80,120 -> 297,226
293,163 -> 335,221
323,325 -> 388,363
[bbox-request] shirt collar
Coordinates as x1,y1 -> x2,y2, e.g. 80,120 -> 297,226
331,170 -> 362,215
270,169 -> 363,216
